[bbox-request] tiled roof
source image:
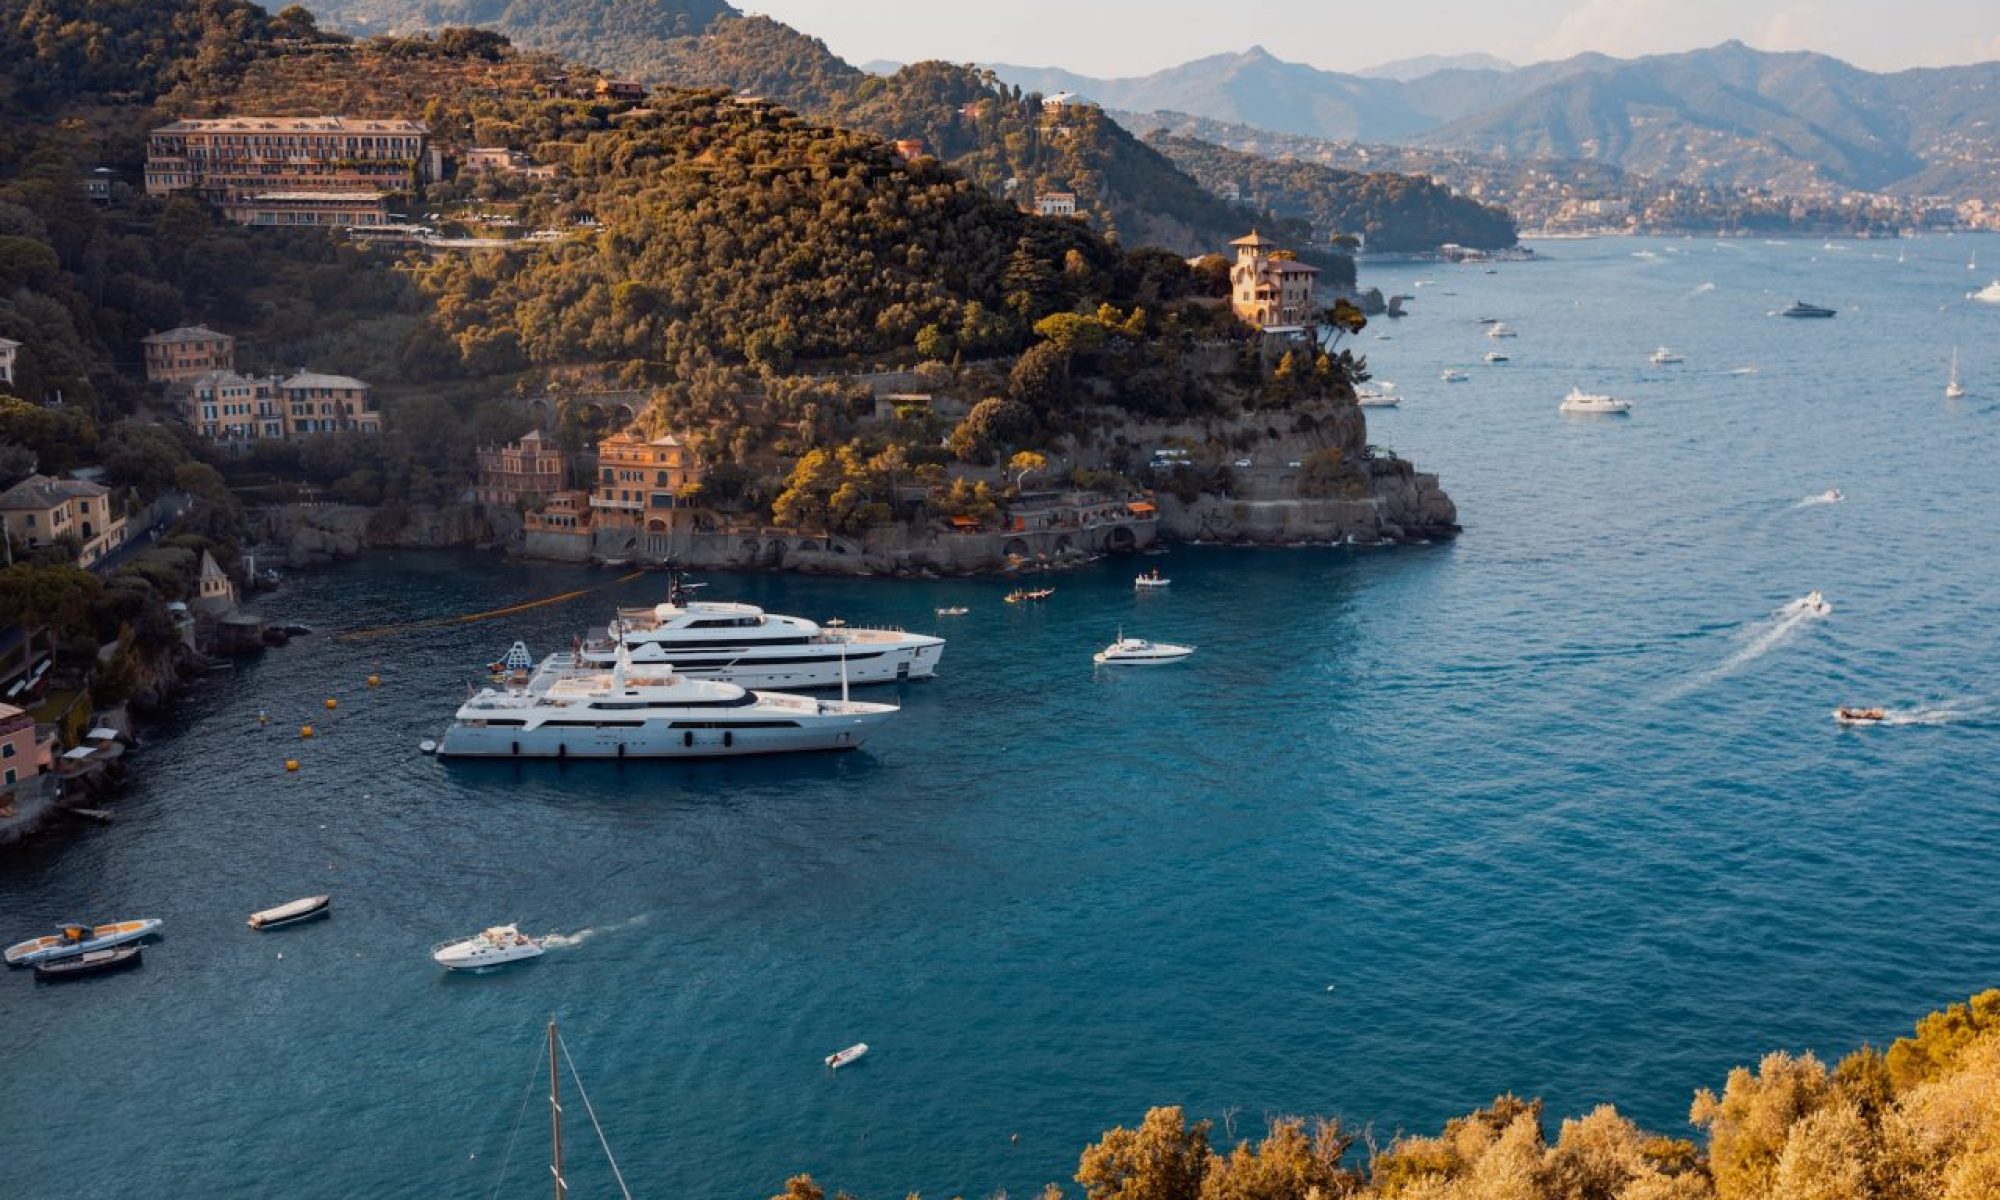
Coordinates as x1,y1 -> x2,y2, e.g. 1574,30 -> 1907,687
152,116 -> 427,135
0,473 -> 108,510
143,325 -> 230,346
281,371 -> 369,391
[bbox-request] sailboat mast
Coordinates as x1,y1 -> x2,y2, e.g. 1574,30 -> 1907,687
549,1019 -> 567,1200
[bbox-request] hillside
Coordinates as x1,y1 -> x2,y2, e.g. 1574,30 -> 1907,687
991,42 -> 2000,200
291,2 -> 1342,256
1148,133 -> 1518,252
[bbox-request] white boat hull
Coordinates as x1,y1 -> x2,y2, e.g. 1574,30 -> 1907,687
5,918 -> 163,966
576,640 -> 943,689
436,707 -> 893,759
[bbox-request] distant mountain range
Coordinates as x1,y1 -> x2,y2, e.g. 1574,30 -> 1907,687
1355,53 -> 1514,82
990,41 -> 2000,198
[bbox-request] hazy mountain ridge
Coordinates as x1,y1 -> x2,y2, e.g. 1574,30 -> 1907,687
992,41 -> 2000,198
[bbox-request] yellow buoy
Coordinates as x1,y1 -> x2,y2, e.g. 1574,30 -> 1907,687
366,674 -> 380,688
300,725 -> 315,739
285,759 -> 300,772
325,697 -> 338,710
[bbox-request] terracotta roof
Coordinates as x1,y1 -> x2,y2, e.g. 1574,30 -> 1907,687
281,371 -> 369,391
152,116 -> 427,135
1230,230 -> 1276,246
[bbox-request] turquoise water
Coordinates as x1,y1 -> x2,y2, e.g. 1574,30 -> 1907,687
4,235 -> 1999,1199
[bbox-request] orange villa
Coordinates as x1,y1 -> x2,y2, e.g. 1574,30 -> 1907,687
145,116 -> 436,227
142,326 -> 236,385
1229,230 -> 1321,330
590,430 -> 702,534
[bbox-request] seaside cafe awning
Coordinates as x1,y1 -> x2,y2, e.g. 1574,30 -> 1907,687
949,516 -> 981,529
1126,501 -> 1157,515
86,728 -> 120,742
62,747 -> 95,760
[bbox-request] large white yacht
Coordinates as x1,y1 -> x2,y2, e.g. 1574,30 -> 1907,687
567,570 -> 944,688
437,647 -> 897,759
1559,388 -> 1632,415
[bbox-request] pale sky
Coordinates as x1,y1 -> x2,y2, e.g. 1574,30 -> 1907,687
743,0 -> 2000,76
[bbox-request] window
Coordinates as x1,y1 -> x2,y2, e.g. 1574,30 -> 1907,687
2,742 -> 13,759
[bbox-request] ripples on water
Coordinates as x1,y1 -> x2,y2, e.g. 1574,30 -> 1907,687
2,236 -> 1998,1200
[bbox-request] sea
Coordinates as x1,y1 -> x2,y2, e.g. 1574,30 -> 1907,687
3,234 -> 1998,1200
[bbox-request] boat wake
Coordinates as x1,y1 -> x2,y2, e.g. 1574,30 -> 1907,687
1664,595 -> 1830,699
1692,282 -> 1717,294
1728,365 -> 1760,376
1795,489 -> 1844,508
542,913 -> 649,950
1876,700 -> 1986,727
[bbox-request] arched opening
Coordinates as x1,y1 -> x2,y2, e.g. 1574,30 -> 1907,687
613,403 -> 637,426
647,518 -> 668,533
1105,525 -> 1137,553
1002,538 -> 1031,559
528,398 -> 553,429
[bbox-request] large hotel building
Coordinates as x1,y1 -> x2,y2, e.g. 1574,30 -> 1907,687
144,116 -> 437,227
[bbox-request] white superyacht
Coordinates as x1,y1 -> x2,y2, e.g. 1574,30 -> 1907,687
437,646 -> 897,759
568,569 -> 944,688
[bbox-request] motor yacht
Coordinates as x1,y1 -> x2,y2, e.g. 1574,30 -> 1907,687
1970,281 -> 2000,304
570,568 -> 942,688
33,945 -> 143,981
1779,300 -> 1837,318
1484,351 -> 1510,364
1356,383 -> 1400,407
1487,322 -> 1517,338
1833,706 -> 1887,726
935,606 -> 969,617
1440,368 -> 1469,383
1559,388 -> 1632,415
1093,636 -> 1195,666
438,648 -> 896,759
6,919 -> 163,967
1649,346 -> 1684,364
433,925 -> 544,972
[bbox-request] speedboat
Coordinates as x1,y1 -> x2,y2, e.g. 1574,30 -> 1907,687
6,919 -> 163,967
1779,300 -> 1837,318
1134,570 -> 1171,589
1439,368 -> 1469,383
1559,388 -> 1631,415
34,945 -> 143,981
1803,590 -> 1831,615
1649,346 -> 1684,364
825,1043 -> 869,1069
1483,351 -> 1509,364
1094,636 -> 1195,666
1834,706 -> 1887,726
1356,383 -> 1400,407
438,646 -> 896,759
1487,322 -> 1517,338
935,606 -> 969,617
567,567 -> 943,689
1005,587 -> 1055,604
433,924 -> 544,972
248,895 -> 331,930
1968,281 -> 2000,304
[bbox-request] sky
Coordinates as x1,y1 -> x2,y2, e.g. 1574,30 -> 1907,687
741,0 -> 2000,76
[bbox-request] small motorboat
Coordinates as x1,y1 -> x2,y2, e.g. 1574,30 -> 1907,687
1004,587 -> 1055,604
1559,388 -> 1632,415
6,918 -> 163,967
1779,300 -> 1837,319
248,895 -> 331,931
1356,385 -> 1400,407
1487,322 -> 1517,338
1819,489 -> 1844,504
935,606 -> 969,617
1094,636 -> 1196,666
1834,706 -> 1887,726
1483,351 -> 1509,364
1134,570 -> 1171,589
1440,368 -> 1469,383
433,924 -> 545,972
1649,346 -> 1684,364
1802,590 -> 1832,615
1967,280 -> 2000,305
33,945 -> 143,982
825,1042 -> 869,1070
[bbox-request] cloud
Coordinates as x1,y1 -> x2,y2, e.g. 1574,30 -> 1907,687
1757,2 -> 1832,52
1534,0 -> 1689,60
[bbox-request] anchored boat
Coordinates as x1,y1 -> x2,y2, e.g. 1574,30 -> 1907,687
248,895 -> 331,930
825,1043 -> 869,1069
6,919 -> 162,967
34,945 -> 143,981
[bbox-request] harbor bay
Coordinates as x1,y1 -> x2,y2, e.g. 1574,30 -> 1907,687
4,235 -> 1999,1198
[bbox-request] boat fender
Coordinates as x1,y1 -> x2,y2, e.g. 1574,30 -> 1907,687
511,740 -> 519,757
684,731 -> 693,748
617,744 -> 625,759
724,731 -> 734,749
557,743 -> 566,760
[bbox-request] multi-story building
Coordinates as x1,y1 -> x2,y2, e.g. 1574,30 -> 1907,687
590,430 -> 701,533
145,116 -> 434,227
143,326 -> 236,384
476,429 -> 567,507
0,474 -> 128,569
0,337 -> 18,389
0,701 -> 52,808
184,370 -> 282,442
280,372 -> 380,436
1229,230 -> 1321,330
1035,192 -> 1078,218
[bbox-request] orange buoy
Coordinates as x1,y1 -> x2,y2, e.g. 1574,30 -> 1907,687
300,725 -> 315,739
324,698 -> 338,710
285,759 -> 300,772
366,674 -> 380,688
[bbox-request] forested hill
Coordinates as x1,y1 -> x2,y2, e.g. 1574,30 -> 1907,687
1149,133 -> 1518,253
